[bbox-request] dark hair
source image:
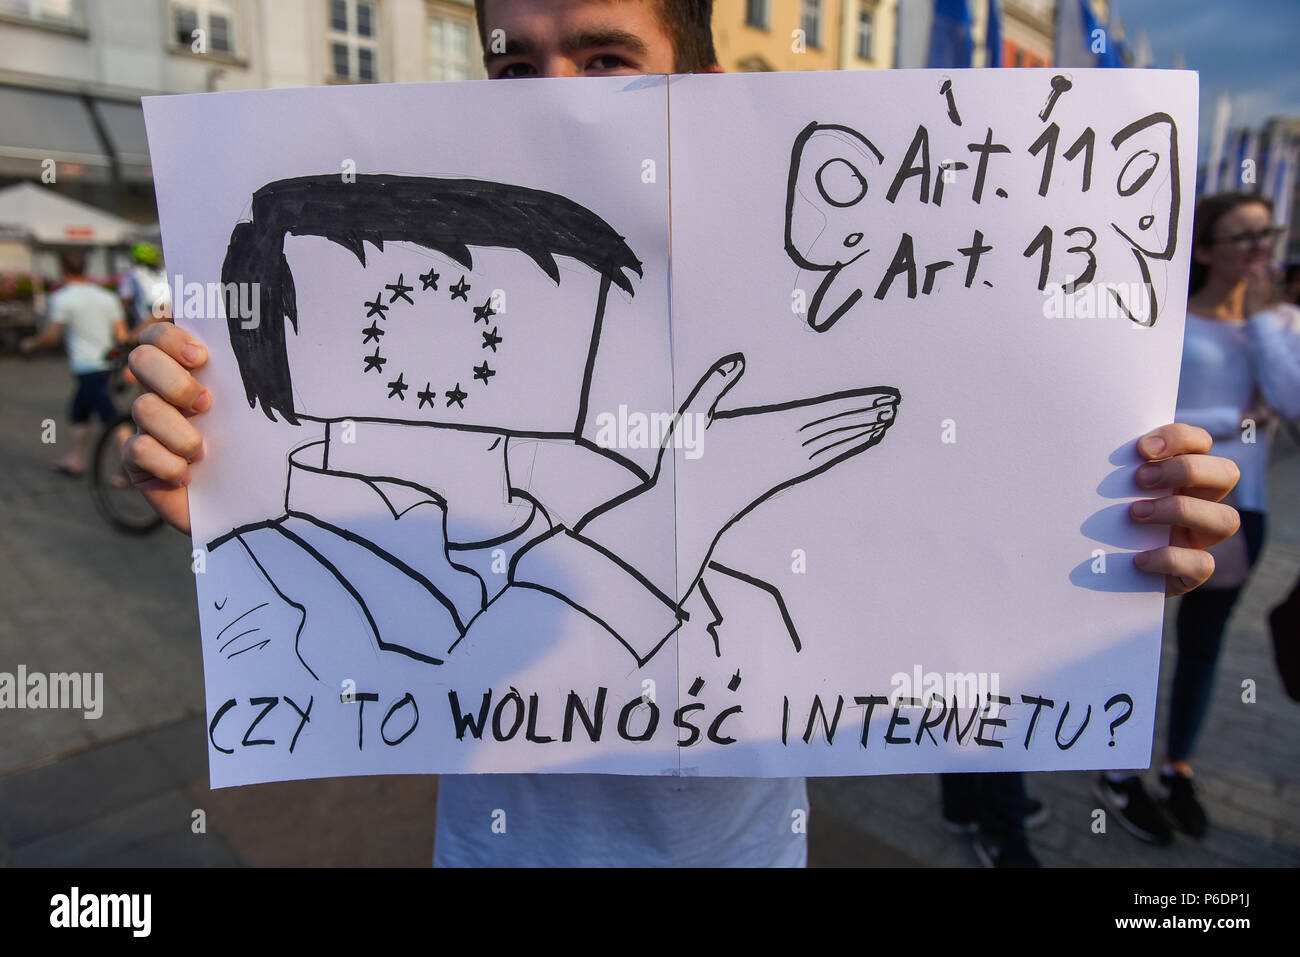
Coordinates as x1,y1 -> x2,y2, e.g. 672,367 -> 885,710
221,174 -> 642,423
472,0 -> 717,73
59,248 -> 86,277
1189,191 -> 1273,295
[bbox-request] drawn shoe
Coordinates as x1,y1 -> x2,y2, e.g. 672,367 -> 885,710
1158,770 -> 1208,838
1093,774 -> 1173,845
973,832 -> 1042,868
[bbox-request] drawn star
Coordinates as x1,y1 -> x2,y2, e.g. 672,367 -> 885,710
361,321 -> 385,344
419,267 -> 440,291
472,297 -> 496,324
445,382 -> 467,409
472,361 -> 496,385
481,326 -> 502,352
417,382 -> 436,409
363,347 -> 387,373
386,273 -> 414,305
449,276 -> 471,301
387,372 -> 409,400
364,294 -> 389,319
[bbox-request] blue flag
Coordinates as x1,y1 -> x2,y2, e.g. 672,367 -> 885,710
927,0 -> 973,68
986,0 -> 1002,67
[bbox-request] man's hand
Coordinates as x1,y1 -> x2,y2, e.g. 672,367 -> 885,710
122,322 -> 211,534
1129,423 -> 1241,596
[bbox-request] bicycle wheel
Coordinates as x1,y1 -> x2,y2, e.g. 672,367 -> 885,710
90,413 -> 163,535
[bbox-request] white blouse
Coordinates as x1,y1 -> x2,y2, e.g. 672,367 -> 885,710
1175,306 -> 1300,513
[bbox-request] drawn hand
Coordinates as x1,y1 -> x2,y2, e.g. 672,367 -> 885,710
1128,423 -> 1242,596
575,354 -> 899,603
673,353 -> 899,584
122,321 -> 210,534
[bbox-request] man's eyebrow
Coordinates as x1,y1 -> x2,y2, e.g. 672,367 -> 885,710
485,36 -> 539,60
484,29 -> 650,61
560,30 -> 649,56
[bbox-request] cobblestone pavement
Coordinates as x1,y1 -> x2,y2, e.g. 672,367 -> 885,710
1,355 -> 1296,866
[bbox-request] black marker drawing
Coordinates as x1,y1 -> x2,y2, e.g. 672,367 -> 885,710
786,75 -> 1180,330
1106,112 -> 1181,326
207,174 -> 900,695
784,122 -> 884,331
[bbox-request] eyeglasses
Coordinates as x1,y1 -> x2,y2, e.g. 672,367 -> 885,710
1210,225 -> 1286,248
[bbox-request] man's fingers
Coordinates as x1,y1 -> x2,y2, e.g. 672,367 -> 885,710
1138,422 -> 1212,460
1130,494 -> 1240,549
1133,545 -> 1215,597
123,433 -> 192,488
1135,453 -> 1240,502
128,343 -> 211,414
140,321 -> 208,369
131,392 -> 205,462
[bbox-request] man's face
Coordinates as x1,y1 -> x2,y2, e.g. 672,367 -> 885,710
482,0 -> 677,78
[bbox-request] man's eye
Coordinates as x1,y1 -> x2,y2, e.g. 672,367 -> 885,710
585,54 -> 632,73
495,61 -> 537,78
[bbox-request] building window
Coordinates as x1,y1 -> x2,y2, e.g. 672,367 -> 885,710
328,0 -> 379,82
430,14 -> 472,81
801,0 -> 821,49
856,8 -> 874,60
0,0 -> 84,28
745,0 -> 769,30
170,0 -> 236,55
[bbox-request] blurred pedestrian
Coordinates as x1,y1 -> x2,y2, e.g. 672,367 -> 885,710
19,248 -> 127,476
118,241 -> 170,335
940,772 -> 1049,867
1096,193 -> 1300,842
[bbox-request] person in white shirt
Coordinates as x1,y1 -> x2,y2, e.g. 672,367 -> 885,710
20,249 -> 127,476
1096,192 -> 1300,844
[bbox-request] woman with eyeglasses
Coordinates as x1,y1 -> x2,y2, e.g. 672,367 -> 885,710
1098,192 -> 1300,845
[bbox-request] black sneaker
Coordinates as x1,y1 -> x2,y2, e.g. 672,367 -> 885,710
943,813 -> 977,835
973,832 -> 1042,868
1024,798 -> 1049,830
1093,774 -> 1173,845
1159,771 -> 1208,838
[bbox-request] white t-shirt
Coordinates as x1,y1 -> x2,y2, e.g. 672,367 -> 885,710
433,773 -> 808,867
49,281 -> 123,374
1176,307 -> 1300,512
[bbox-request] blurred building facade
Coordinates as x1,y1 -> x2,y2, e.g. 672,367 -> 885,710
711,0 -> 899,72
0,0 -> 485,224
1001,0 -> 1052,67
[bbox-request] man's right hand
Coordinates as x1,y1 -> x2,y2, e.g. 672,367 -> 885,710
123,322 -> 212,535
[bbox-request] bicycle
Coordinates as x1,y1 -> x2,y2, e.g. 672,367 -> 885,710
89,347 -> 162,535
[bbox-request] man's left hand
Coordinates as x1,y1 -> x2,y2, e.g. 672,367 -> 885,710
1129,422 -> 1241,596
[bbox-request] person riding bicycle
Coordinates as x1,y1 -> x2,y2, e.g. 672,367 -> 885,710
119,242 -> 171,334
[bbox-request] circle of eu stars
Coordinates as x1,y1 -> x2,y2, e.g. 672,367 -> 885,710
359,268 -> 505,411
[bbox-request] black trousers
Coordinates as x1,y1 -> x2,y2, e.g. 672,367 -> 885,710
1167,509 -> 1267,762
939,771 -> 1029,840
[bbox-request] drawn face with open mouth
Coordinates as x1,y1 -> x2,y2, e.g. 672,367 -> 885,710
784,122 -> 885,330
